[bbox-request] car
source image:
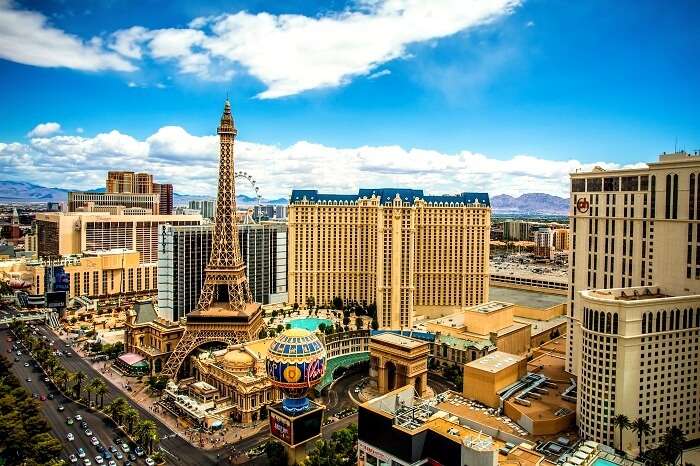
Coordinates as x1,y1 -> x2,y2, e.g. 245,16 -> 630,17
32,393 -> 39,399
77,448 -> 86,458
83,460 -> 91,466
108,445 -> 118,453
66,417 -> 74,425
120,444 -> 130,453
23,362 -> 29,367
145,458 -> 155,466
25,377 -> 31,382
124,462 -> 132,466
16,351 -> 21,356
69,454 -> 78,463
127,453 -> 136,462
47,393 -> 54,399
94,456 -> 104,464
14,357 -> 19,362
74,414 -> 83,421
96,445 -> 105,453
114,452 -> 123,460
134,446 -> 144,457
80,422 -> 88,429
108,462 -> 117,466
102,452 -> 111,460
85,429 -> 93,436
58,405 -> 65,411
40,394 -> 46,401
67,433 -> 75,441
90,437 -> 99,446
6,348 -> 11,353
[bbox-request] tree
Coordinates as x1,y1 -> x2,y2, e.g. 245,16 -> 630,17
85,381 -> 95,405
306,296 -> 316,309
318,323 -> 327,333
611,414 -> 631,452
134,419 -> 159,453
31,432 -> 64,463
367,303 -> 377,319
105,397 -> 129,425
276,324 -> 284,334
662,426 -> 686,465
72,371 -> 87,400
265,440 -> 288,466
631,417 -> 652,457
53,368 -> 69,392
271,310 -> 278,318
355,317 -> 363,330
285,323 -> 291,330
371,319 -> 379,330
93,379 -> 108,408
332,296 -> 344,310
124,407 -> 139,434
342,316 -> 350,326
293,303 -> 299,311
303,424 -> 357,466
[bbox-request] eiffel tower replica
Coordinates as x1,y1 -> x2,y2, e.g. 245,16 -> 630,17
162,99 -> 264,379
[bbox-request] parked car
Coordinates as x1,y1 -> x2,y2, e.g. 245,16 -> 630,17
75,414 -> 83,421
134,446 -> 144,457
84,429 -> 93,436
69,454 -> 78,463
94,456 -> 104,464
67,433 -> 75,441
66,417 -> 74,425
145,458 -> 155,466
58,405 -> 65,411
120,444 -> 130,453
77,448 -> 86,458
90,437 -> 99,446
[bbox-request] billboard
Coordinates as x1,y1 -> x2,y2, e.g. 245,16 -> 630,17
44,266 -> 70,293
269,411 -> 292,444
46,291 -> 66,309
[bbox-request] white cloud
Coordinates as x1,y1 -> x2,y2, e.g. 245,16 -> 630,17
368,69 -> 391,79
526,20 -> 535,27
108,0 -> 521,97
0,0 -> 135,71
76,127 -> 84,134
27,122 -> 61,137
1,123 -> 642,199
127,81 -> 138,87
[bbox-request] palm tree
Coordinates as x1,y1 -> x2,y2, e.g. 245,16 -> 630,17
93,379 -> 108,408
53,368 -> 69,392
124,408 -> 139,434
662,426 -> 686,465
105,397 -> 129,425
85,381 -> 95,405
134,419 -> 159,453
72,371 -> 87,400
612,414 -> 631,452
631,417 -> 652,457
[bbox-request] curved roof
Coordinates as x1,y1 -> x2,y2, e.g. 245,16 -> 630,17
267,328 -> 325,361
290,188 -> 490,206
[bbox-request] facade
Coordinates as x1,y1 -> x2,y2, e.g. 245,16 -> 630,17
253,204 -> 288,220
153,183 -> 174,215
68,192 -> 161,214
156,221 -> 288,322
106,171 -> 153,193
288,188 -> 490,329
34,211 -> 202,264
533,228 -> 554,259
503,220 -> 542,241
157,224 -> 213,322
568,151 -> 700,451
124,300 -> 185,374
463,351 -> 526,408
553,228 -> 570,251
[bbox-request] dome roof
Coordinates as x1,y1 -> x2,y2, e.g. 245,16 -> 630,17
267,328 -> 325,361
221,349 -> 255,371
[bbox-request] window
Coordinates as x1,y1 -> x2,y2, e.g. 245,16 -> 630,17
604,177 -> 619,192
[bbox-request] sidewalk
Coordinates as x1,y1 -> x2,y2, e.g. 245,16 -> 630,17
58,327 -> 268,451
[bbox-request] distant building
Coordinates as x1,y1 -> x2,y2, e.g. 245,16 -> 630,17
69,171 -> 173,215
533,227 -> 554,259
252,204 -> 287,220
156,221 -> 288,322
502,220 -> 539,241
188,200 -> 216,219
288,188 -> 490,329
552,228 -> 570,251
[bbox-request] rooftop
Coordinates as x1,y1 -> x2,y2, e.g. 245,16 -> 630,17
466,351 -> 524,373
290,188 -> 490,207
371,332 -> 427,349
435,333 -> 493,352
467,301 -> 513,314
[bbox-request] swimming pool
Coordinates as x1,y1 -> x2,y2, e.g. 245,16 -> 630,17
289,317 -> 333,332
592,459 -> 617,466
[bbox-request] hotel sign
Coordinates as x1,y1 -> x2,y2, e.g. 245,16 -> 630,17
576,197 -> 590,213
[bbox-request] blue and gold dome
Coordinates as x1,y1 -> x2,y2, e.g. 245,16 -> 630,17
265,328 -> 326,413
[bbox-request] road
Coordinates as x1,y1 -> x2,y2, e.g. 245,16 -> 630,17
1,325 -> 220,466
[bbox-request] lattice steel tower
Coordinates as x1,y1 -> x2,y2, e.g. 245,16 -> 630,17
162,99 -> 264,379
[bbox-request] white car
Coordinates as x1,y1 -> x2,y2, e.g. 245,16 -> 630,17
120,444 -> 130,453
145,458 -> 155,466
108,461 -> 116,466
67,433 -> 75,441
85,429 -> 93,436
74,414 -> 83,421
90,437 -> 99,446
69,454 -> 78,463
94,456 -> 104,465
83,460 -> 91,466
77,448 -> 86,458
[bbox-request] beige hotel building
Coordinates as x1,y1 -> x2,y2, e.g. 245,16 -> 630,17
568,151 -> 700,452
288,188 -> 490,329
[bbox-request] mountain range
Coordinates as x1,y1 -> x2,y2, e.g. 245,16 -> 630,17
0,180 -> 567,213
0,180 -> 287,206
490,193 -> 568,215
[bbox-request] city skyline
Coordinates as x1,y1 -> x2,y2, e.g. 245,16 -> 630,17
2,1 -> 699,198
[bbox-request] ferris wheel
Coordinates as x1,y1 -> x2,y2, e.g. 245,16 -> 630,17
234,171 -> 263,206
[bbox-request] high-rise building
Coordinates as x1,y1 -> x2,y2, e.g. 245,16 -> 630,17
188,200 -> 216,219
568,151 -> 700,451
70,171 -> 173,215
157,221 -> 288,322
288,189 -> 490,329
153,183 -> 174,215
533,227 -> 554,258
34,211 -> 202,263
252,204 -> 288,220
553,228 -> 570,251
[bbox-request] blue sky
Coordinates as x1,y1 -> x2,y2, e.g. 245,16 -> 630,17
1,0 -> 699,197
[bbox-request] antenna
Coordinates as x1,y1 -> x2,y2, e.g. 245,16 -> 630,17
675,137 -> 678,153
